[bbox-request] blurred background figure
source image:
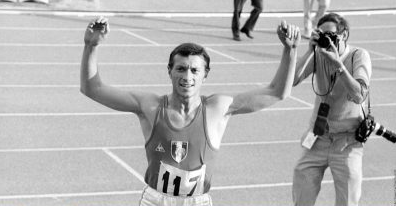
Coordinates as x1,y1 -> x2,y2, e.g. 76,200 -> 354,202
23,0 -> 48,3
231,0 -> 263,41
20,0 -> 49,3
0,0 -> 49,3
303,0 -> 331,38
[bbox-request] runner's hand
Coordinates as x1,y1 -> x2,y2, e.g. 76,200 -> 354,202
84,16 -> 110,46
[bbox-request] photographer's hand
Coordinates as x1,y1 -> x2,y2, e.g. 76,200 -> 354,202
84,16 -> 110,47
308,30 -> 319,53
318,36 -> 343,69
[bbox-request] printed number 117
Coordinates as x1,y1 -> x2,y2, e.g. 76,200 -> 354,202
161,171 -> 199,196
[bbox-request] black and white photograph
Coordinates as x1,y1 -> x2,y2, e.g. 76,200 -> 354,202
0,0 -> 395,205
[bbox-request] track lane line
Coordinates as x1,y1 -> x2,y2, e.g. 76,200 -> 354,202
2,103 -> 396,117
0,175 -> 392,200
0,190 -> 142,200
364,48 -> 396,59
0,8 -> 396,17
205,47 -> 241,62
288,95 -> 314,107
0,136 -> 382,153
102,148 -> 145,183
211,175 -> 395,191
0,56 -> 393,65
1,77 -> 396,88
121,29 -> 160,46
2,40 -> 396,47
1,25 -> 396,31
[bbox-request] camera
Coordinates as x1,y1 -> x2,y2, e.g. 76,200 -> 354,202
313,103 -> 330,136
92,22 -> 106,30
355,114 -> 396,143
316,31 -> 338,49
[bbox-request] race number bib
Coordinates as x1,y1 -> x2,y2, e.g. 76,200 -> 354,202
156,161 -> 206,196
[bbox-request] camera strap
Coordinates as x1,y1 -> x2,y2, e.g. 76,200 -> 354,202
349,48 -> 371,118
360,89 -> 371,119
311,49 -> 337,97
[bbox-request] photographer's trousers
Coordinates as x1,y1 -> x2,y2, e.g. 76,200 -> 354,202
292,132 -> 363,206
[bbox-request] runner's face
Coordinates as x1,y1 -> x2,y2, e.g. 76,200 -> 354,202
169,54 -> 207,98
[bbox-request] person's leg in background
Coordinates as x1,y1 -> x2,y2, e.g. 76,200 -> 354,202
303,0 -> 314,38
232,0 -> 247,41
240,0 -> 263,39
312,0 -> 331,28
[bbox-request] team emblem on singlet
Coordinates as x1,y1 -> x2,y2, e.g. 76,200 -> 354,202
171,141 -> 188,163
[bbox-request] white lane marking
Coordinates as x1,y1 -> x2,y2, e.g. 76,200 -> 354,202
0,137 -> 382,153
211,175 -> 394,190
2,103 -> 396,117
2,25 -> 396,31
205,47 -> 241,62
2,39 -> 396,47
0,175 -> 392,199
0,56 -> 393,66
0,145 -> 144,152
1,77 -> 396,88
121,29 -> 160,46
102,148 -> 145,183
0,42 -> 284,47
0,82 -> 261,88
0,190 -> 142,200
0,60 -> 280,65
364,48 -> 396,59
0,9 -> 396,17
288,95 -> 314,107
0,112 -> 126,116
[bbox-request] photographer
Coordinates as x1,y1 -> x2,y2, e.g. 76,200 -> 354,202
292,13 -> 372,206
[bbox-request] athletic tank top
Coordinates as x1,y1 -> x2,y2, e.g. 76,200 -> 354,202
144,95 -> 218,196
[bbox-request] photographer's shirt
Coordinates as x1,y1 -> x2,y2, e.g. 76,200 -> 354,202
301,45 -> 372,134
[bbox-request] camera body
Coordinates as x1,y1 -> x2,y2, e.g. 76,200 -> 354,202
313,103 -> 330,136
316,31 -> 338,49
355,114 -> 396,143
92,22 -> 106,30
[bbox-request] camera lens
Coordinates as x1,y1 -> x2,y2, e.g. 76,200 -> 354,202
316,31 -> 339,49
317,33 -> 331,48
